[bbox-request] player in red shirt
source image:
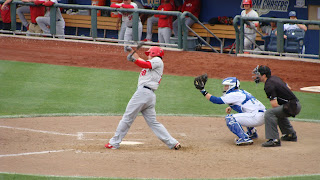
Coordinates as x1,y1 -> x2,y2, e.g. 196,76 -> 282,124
142,0 -> 176,42
22,0 -> 45,34
0,3 -> 11,30
154,0 -> 174,44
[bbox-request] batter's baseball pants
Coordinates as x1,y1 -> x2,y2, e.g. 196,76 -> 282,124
109,86 -> 179,149
264,102 -> 301,140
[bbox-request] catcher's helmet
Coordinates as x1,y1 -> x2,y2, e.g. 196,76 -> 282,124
289,11 -> 296,17
222,77 -> 240,94
242,0 -> 252,8
145,46 -> 164,58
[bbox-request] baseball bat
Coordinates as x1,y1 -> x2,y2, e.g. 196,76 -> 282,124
130,42 -> 144,56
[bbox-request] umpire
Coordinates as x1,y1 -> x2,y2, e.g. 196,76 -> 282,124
253,65 -> 301,147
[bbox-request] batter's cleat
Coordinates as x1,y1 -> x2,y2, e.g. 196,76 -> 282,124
234,138 -> 253,146
262,139 -> 281,147
105,143 -> 118,149
281,133 -> 297,142
174,142 -> 181,150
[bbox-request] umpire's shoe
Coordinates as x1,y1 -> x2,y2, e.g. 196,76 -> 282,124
281,132 -> 297,142
262,139 -> 281,147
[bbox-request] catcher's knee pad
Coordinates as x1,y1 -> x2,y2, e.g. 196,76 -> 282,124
225,114 -> 248,139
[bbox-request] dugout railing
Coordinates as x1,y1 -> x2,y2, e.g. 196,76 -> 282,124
0,1 -> 183,48
233,16 -> 320,59
0,1 -> 226,52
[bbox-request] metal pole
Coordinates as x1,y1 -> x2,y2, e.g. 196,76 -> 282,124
132,11 -> 139,41
10,3 -> 17,31
276,22 -> 284,53
91,9 -> 97,39
240,19 -> 244,54
177,15 -> 182,49
50,6 -> 57,36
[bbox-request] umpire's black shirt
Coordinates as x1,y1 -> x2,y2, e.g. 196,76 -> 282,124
264,76 -> 298,105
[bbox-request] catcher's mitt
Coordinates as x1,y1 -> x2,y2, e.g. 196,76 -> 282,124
194,73 -> 208,90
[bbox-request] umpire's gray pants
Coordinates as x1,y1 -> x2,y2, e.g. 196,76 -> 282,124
264,102 -> 301,139
109,86 -> 179,149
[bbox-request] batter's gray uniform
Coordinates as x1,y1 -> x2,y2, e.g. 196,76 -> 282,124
108,57 -> 179,149
241,9 -> 259,50
36,0 -> 65,38
145,15 -> 159,40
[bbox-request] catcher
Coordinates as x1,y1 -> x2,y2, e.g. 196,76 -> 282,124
194,74 -> 266,146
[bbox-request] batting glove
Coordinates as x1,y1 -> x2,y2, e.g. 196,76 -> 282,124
127,54 -> 136,62
124,46 -> 133,53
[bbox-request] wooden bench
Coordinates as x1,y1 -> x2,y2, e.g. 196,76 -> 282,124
188,23 -> 264,52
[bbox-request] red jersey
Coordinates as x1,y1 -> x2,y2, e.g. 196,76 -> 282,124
30,6 -> 45,24
154,3 -> 174,29
180,0 -> 201,18
0,4 -> 11,23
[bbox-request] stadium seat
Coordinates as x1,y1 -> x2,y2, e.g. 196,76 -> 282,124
263,31 -> 278,52
284,29 -> 305,54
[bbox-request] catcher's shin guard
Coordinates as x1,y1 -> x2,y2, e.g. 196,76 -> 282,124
225,114 -> 249,140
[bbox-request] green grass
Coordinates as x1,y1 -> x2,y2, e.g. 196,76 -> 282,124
0,60 -> 319,120
0,60 -> 319,180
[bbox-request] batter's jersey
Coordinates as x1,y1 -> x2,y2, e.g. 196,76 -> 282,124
221,89 -> 266,113
241,9 -> 259,34
137,57 -> 163,91
118,2 -> 140,28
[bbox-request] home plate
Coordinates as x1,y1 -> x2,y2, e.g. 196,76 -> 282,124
300,86 -> 320,93
121,141 -> 144,145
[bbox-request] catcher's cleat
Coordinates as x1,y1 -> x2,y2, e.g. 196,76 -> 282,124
234,138 -> 253,146
281,133 -> 297,142
262,139 -> 281,147
105,143 -> 118,149
174,142 -> 181,150
246,127 -> 258,139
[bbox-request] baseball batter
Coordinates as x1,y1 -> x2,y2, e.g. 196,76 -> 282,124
105,45 -> 181,150
241,0 -> 259,50
111,0 -> 142,43
194,76 -> 266,146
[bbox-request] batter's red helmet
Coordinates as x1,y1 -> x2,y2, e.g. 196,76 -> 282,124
242,0 -> 252,8
145,46 -> 164,58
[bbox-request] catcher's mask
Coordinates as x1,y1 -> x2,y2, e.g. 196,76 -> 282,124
242,0 -> 252,8
252,65 -> 271,83
145,46 -> 164,58
222,77 -> 240,94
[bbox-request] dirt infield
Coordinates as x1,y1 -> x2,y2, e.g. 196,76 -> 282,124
1,116 -> 320,179
1,36 -> 320,179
